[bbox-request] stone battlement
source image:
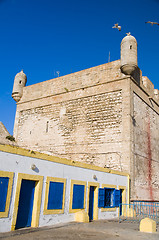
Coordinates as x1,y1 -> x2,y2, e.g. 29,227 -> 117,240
141,76 -> 159,102
17,59 -> 159,107
19,60 -> 124,104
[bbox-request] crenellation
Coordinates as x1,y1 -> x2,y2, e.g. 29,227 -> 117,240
142,76 -> 155,97
154,89 -> 159,101
19,60 -> 123,104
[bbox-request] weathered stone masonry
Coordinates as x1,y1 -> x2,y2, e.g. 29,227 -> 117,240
132,92 -> 159,200
17,90 -> 123,169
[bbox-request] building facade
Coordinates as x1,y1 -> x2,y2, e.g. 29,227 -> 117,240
0,144 -> 128,232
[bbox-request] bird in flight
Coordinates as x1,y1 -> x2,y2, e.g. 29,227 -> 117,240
112,23 -> 121,31
145,21 -> 159,26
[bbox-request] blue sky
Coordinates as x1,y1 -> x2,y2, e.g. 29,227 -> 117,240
0,0 -> 159,134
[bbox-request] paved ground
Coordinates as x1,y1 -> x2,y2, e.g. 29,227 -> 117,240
0,220 -> 159,240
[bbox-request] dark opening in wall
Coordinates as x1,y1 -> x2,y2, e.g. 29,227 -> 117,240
46,121 -> 49,133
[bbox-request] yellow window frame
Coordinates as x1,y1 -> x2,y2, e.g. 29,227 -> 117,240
0,170 -> 14,218
43,177 -> 66,215
69,180 -> 87,213
101,184 -> 117,212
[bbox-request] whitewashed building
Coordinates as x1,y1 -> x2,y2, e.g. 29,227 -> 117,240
0,144 -> 129,232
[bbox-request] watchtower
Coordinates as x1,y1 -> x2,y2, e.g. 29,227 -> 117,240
12,70 -> 27,102
120,33 -> 138,75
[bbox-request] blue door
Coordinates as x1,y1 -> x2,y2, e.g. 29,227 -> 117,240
88,186 -> 94,221
15,179 -> 35,229
119,189 -> 122,215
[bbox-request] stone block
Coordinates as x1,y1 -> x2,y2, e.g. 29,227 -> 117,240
139,218 -> 156,233
74,210 -> 89,223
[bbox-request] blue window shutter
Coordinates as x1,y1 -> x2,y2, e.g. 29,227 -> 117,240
72,184 -> 85,209
113,189 -> 120,207
0,177 -> 9,212
47,182 -> 64,210
98,188 -> 105,208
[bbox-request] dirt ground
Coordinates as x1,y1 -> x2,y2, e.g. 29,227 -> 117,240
0,219 -> 159,240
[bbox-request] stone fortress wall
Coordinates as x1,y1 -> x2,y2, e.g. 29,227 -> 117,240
14,60 -> 125,167
131,79 -> 159,201
12,35 -> 159,201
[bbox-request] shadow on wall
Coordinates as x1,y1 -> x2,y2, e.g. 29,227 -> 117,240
131,67 -> 142,86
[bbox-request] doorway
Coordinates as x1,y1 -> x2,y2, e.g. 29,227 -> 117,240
118,186 -> 126,216
119,189 -> 123,216
88,186 -> 94,221
87,182 -> 99,222
15,179 -> 35,229
11,173 -> 43,231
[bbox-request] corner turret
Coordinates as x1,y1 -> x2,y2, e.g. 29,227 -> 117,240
120,33 -> 138,75
12,70 -> 27,102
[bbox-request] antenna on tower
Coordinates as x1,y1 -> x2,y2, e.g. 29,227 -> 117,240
56,71 -> 60,77
108,51 -> 110,62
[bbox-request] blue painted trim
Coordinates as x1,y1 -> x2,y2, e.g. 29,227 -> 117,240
89,186 -> 94,221
15,180 -> 35,229
72,184 -> 85,209
0,177 -> 9,212
47,182 -> 64,210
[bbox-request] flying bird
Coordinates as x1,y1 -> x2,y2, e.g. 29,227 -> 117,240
145,21 -> 159,26
112,23 -> 121,31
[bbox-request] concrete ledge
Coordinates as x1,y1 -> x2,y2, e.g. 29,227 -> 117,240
139,218 -> 156,233
74,210 -> 89,223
